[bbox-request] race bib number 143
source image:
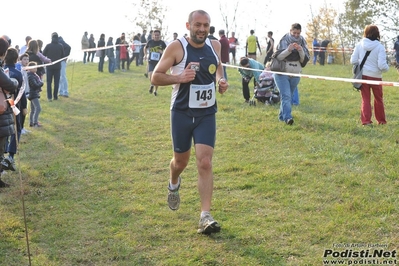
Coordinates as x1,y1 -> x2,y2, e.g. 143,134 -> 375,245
189,82 -> 216,108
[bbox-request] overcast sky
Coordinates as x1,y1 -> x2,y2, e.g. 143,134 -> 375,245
3,0 -> 345,61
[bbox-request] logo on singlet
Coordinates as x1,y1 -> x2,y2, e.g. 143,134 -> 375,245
208,64 -> 216,74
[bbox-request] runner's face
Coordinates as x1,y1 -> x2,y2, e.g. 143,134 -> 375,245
187,13 -> 210,44
153,32 -> 160,41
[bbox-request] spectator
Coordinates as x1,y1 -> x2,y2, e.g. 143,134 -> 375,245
81,31 -> 89,64
3,47 -> 23,172
43,32 -> 64,101
264,31 -> 274,65
350,25 -> 389,126
25,40 -> 45,79
119,35 -> 129,72
129,35 -> 141,67
218,29 -> 230,80
17,53 -> 30,135
97,33 -> 106,73
88,34 -> 96,63
58,36 -> 71,97
238,57 -> 264,103
207,26 -> 217,40
394,35 -> 399,64
19,36 -> 32,55
115,33 -> 125,70
139,30 -> 147,66
273,23 -> 309,125
37,39 -> 51,65
312,38 -> 320,65
1,35 -> 11,46
106,37 -> 115,73
319,39 -> 330,66
228,31 -> 239,65
0,37 -> 18,187
27,61 -> 44,128
147,30 -> 153,42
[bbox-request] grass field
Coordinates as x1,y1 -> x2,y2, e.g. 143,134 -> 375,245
0,61 -> 399,266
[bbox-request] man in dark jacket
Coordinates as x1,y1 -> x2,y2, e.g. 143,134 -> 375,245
0,37 -> 18,187
319,39 -> 330,66
43,32 -> 64,101
58,36 -> 71,97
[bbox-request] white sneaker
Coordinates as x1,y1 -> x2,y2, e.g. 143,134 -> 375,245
21,128 -> 30,134
167,176 -> 181,211
197,213 -> 221,234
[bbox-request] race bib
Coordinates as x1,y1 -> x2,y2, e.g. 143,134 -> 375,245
189,82 -> 216,108
150,52 -> 161,61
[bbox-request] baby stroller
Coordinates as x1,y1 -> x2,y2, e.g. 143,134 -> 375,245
249,77 -> 280,106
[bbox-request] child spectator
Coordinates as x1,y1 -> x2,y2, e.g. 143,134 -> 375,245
258,61 -> 273,87
17,53 -> 30,134
27,61 -> 43,127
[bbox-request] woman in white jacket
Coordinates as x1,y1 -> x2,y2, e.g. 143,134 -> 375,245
350,25 -> 389,126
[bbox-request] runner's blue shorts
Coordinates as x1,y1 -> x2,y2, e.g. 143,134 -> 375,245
171,111 -> 216,153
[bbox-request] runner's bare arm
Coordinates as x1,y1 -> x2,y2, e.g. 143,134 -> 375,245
151,42 -> 196,86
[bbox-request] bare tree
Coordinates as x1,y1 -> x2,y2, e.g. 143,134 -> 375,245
370,0 -> 399,43
218,0 -> 240,37
128,0 -> 168,38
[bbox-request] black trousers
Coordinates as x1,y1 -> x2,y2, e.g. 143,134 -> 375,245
319,52 -> 326,65
242,77 -> 256,101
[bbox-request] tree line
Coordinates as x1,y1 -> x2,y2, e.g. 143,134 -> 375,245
306,0 -> 398,65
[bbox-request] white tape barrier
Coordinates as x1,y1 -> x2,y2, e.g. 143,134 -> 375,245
19,48 -> 397,88
21,42 -> 143,71
226,63 -> 399,87
81,43 -> 147,53
309,47 -> 396,53
22,56 -> 68,71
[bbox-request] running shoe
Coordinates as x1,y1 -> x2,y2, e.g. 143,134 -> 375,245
1,156 -> 16,171
197,213 -> 221,235
167,176 -> 181,211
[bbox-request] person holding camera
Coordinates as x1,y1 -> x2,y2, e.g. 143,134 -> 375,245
151,10 -> 228,235
273,23 -> 309,125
